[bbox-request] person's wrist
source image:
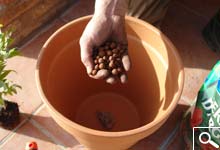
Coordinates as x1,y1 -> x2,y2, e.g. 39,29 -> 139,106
112,15 -> 125,22
111,15 -> 127,44
92,12 -> 112,27
94,0 -> 128,17
112,0 -> 128,16
94,0 -> 113,17
93,11 -> 111,20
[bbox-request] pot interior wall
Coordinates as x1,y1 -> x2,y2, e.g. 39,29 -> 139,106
39,18 -> 178,132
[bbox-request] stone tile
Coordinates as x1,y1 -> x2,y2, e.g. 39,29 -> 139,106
178,96 -> 193,106
162,2 -> 220,101
32,105 -> 79,148
5,19 -> 65,114
182,68 -> 209,102
21,19 -> 66,59
131,104 -> 189,149
0,113 -> 28,143
61,0 -> 95,22
176,0 -> 220,19
0,121 -> 61,150
167,131 -> 185,150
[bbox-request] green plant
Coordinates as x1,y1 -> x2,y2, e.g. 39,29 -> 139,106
0,24 -> 21,108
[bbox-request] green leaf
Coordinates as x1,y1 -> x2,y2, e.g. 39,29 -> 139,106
0,62 -> 6,73
5,38 -> 13,49
0,98 -> 5,107
10,88 -> 17,95
0,82 -> 21,96
7,85 -> 14,95
0,70 -> 13,80
3,31 -> 12,48
0,56 -> 4,62
0,81 -> 6,93
0,50 -> 7,56
13,84 -> 22,89
0,33 -> 5,50
6,48 -> 20,58
0,28 -> 22,97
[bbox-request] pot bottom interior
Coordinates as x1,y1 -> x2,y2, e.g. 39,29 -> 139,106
75,92 -> 141,131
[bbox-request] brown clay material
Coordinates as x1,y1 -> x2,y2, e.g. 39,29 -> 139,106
0,100 -> 20,128
96,111 -> 115,131
91,41 -> 127,78
75,93 -> 140,132
35,16 -> 184,150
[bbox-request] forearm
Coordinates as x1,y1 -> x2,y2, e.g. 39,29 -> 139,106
94,0 -> 128,17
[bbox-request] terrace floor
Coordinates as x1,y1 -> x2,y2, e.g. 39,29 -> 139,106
0,0 -> 220,149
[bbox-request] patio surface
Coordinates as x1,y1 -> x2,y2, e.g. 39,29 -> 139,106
0,0 -> 220,149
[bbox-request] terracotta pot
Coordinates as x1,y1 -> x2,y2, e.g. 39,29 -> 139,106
35,16 -> 184,150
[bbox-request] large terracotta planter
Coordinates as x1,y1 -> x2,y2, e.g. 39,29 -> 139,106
35,16 -> 184,150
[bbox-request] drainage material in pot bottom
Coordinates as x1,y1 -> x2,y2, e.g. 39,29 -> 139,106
75,92 -> 141,131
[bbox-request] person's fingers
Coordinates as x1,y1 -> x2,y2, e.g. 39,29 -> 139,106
89,69 -> 109,79
122,54 -> 131,71
82,55 -> 93,74
106,76 -> 117,84
80,38 -> 94,74
120,73 -> 127,84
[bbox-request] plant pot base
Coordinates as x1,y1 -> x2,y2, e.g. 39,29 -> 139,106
0,100 -> 20,128
75,92 -> 141,131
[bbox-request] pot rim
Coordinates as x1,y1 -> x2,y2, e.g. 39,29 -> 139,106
35,15 -> 184,137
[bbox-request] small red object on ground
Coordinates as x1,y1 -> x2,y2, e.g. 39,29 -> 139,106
25,141 -> 38,150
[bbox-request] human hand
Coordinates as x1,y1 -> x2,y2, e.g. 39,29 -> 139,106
80,1 -> 131,84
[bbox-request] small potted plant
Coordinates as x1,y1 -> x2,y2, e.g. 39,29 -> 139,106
0,24 -> 21,128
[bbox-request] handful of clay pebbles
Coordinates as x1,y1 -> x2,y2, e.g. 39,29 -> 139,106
90,41 -> 128,77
